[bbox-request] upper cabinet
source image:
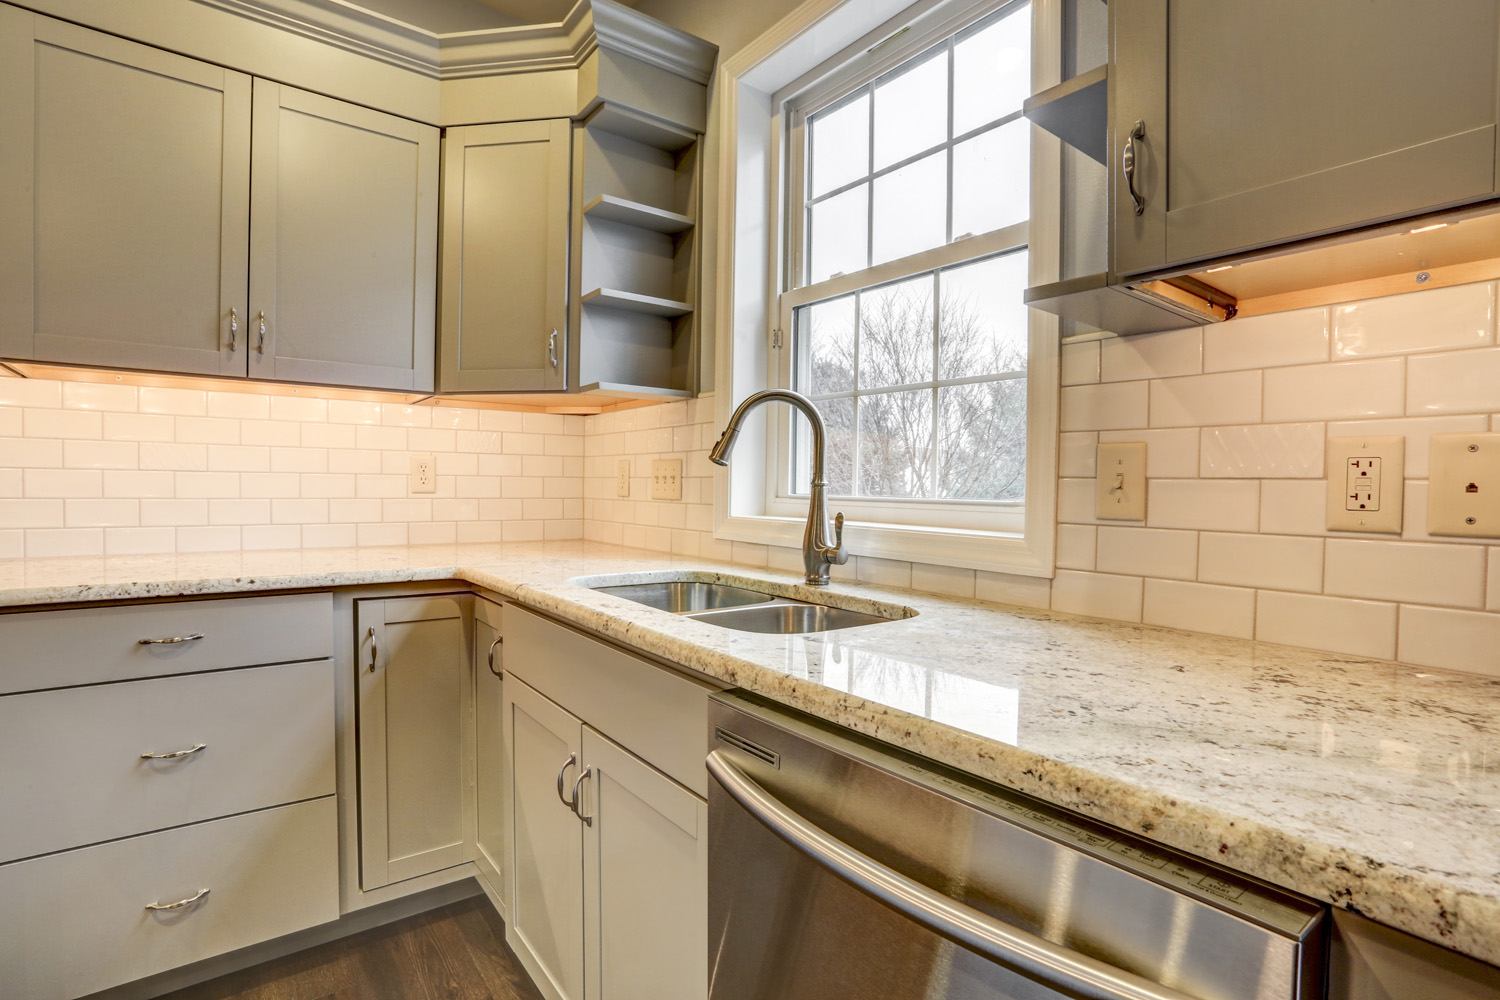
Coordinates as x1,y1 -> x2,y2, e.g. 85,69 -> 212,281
1111,0 -> 1500,277
0,7 -> 438,392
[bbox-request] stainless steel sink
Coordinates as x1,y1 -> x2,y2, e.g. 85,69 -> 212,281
685,602 -> 893,633
592,581 -> 773,614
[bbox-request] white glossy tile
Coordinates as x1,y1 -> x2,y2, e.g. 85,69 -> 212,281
478,409 -> 525,432
176,526 -> 241,552
239,473 -> 301,499
207,445 -> 270,473
0,499 -> 63,529
410,428 -> 457,452
138,387 -> 206,416
974,570 -> 1051,610
1199,532 -> 1323,592
1263,358 -> 1406,422
103,471 -> 173,499
360,522 -> 410,546
1055,524 -> 1097,571
242,524 -> 302,550
273,499 -> 330,524
64,499 -> 139,528
1058,432 -> 1097,477
1324,539 -> 1486,608
61,381 -> 138,412
327,400 -> 383,425
1057,478 -> 1106,525
0,438 -> 62,468
1397,605 -> 1500,678
1150,371 -> 1261,428
23,469 -> 101,498
140,443 -> 208,471
271,447 -> 327,474
432,407 -> 479,431
0,530 -> 21,559
0,470 -> 20,498
1407,347 -> 1500,414
1142,579 -> 1255,639
1201,423 -> 1324,478
357,425 -> 406,451
63,440 -> 138,470
1049,570 -> 1142,622
141,500 -> 208,527
206,391 -> 270,420
104,527 -> 176,556
0,379 -> 61,408
174,472 -> 241,500
1059,382 -> 1148,431
303,523 -> 358,548
1333,282 -> 1495,358
103,413 -> 174,443
1255,591 -> 1397,660
270,395 -> 327,422
1147,480 -> 1259,532
1203,307 -> 1330,372
1100,328 -> 1202,382
25,408 -> 101,439
208,499 -> 271,526
1095,526 -> 1197,580
1326,414 -> 1489,477
25,528 -> 103,558
0,408 -> 19,437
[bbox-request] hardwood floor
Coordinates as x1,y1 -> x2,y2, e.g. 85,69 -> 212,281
160,897 -> 544,1000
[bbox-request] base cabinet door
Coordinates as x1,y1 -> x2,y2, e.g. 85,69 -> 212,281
582,726 -> 708,1000
474,597 -> 509,916
356,594 -> 471,890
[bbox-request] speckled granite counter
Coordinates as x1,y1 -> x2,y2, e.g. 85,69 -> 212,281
1,541 -> 1497,965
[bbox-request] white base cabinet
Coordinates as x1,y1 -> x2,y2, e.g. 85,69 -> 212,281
474,595 -> 510,917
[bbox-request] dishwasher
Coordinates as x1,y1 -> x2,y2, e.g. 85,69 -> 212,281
706,691 -> 1327,1000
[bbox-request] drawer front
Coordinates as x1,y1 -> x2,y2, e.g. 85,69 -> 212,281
0,796 -> 339,1000
0,592 -> 333,694
504,603 -> 723,796
0,660 -> 335,863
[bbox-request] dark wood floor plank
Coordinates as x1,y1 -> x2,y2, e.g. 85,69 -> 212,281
400,906 -> 491,1000
447,900 -> 546,1000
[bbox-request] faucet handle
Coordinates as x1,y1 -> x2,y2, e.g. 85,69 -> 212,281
830,512 -> 849,565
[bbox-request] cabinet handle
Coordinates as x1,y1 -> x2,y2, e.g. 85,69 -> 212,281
228,307 -> 238,351
548,330 -> 559,368
141,743 -> 207,761
256,311 -> 267,354
1123,119 -> 1146,216
555,752 -> 578,809
367,627 -> 378,673
571,766 -> 594,826
145,887 -> 210,912
486,635 -> 503,678
138,632 -> 205,645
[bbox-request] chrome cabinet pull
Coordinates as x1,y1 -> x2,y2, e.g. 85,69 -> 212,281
707,752 -> 1199,1000
141,743 -> 207,761
547,330 -> 559,368
571,766 -> 594,826
256,310 -> 267,354
145,887 -> 210,911
486,635 -> 503,679
555,752 -> 578,809
367,627 -> 378,673
138,633 -> 205,645
1123,119 -> 1146,217
228,307 -> 238,351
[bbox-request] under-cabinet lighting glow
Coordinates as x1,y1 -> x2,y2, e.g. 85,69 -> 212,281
1409,223 -> 1449,234
1204,264 -> 1235,273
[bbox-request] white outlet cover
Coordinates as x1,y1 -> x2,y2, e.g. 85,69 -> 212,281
1095,442 -> 1146,520
1428,432 -> 1500,537
410,453 -> 436,494
1326,436 -> 1402,533
650,458 -> 683,501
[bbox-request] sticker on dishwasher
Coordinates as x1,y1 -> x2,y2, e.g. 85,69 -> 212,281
1106,842 -> 1170,869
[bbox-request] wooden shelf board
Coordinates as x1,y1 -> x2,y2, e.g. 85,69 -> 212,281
581,288 -> 694,318
583,194 -> 694,234
584,102 -> 697,152
1023,64 -> 1107,164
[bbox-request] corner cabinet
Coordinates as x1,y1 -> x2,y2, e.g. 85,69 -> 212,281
1111,0 -> 1500,276
0,6 -> 438,392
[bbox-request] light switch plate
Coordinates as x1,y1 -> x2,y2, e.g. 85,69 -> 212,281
650,459 -> 682,501
1096,442 -> 1146,520
1428,432 -> 1500,537
1326,435 -> 1403,533
616,459 -> 631,497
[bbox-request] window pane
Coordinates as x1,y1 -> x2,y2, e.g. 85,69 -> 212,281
859,389 -> 933,498
858,275 -> 934,389
873,49 -> 948,171
872,150 -> 947,265
809,94 -> 869,198
939,251 -> 1029,380
951,120 -> 1029,239
953,5 -> 1031,135
799,295 -> 857,394
793,396 -> 854,496
937,379 -> 1027,501
808,183 -> 868,283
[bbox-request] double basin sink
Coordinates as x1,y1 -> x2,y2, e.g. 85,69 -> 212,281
589,579 -> 909,634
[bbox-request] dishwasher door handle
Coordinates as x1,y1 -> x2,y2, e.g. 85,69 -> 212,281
707,751 -> 1203,1000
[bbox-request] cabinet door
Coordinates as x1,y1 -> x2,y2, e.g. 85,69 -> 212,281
249,82 -> 437,391
474,601 -> 509,916
355,595 -> 470,890
1112,0 -> 1500,275
507,676 -> 585,1000
0,9 -> 249,376
438,120 -> 571,392
581,727 -> 707,1000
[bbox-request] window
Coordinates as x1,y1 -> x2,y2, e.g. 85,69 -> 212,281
772,1 -> 1035,533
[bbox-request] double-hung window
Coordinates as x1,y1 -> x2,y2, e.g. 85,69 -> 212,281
772,1 -> 1036,536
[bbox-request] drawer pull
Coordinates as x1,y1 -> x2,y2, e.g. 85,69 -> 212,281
138,633 -> 205,646
141,743 -> 207,761
556,752 -> 578,809
571,766 -> 594,827
145,887 -> 210,911
487,635 -> 503,678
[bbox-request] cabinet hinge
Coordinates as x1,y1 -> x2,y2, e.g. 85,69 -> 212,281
772,328 -> 783,350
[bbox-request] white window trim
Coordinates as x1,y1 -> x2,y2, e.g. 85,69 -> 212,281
709,0 -> 1061,577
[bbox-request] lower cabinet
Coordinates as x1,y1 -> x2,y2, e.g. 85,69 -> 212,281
473,595 -> 509,916
355,593 -> 472,890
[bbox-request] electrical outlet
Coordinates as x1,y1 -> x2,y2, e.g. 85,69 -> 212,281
1095,442 -> 1146,520
1428,432 -> 1500,537
616,459 -> 631,497
410,453 -> 436,494
1326,436 -> 1403,533
650,459 -> 682,501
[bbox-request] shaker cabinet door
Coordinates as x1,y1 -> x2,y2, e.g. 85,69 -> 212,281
1112,0 -> 1500,275
249,82 -> 438,391
0,8 -> 250,376
438,120 -> 571,392
473,602 -> 510,916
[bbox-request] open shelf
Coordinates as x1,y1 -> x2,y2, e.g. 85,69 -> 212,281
583,194 -> 694,234
1024,64 -> 1107,164
582,287 -> 694,318
586,103 -> 697,152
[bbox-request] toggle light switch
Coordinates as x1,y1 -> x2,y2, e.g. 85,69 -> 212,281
1326,436 -> 1403,533
1095,442 -> 1146,520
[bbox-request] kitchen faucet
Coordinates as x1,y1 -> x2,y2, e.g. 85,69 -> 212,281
708,389 -> 849,586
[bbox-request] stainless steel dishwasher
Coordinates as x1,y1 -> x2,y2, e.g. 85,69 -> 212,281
707,691 -> 1326,1000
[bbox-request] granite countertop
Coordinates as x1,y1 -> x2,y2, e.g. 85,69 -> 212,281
1,541 -> 1497,965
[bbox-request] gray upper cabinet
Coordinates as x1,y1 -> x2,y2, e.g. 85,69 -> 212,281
250,83 -> 437,392
1112,0 -> 1500,276
438,120 -> 571,393
0,8 -> 250,376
